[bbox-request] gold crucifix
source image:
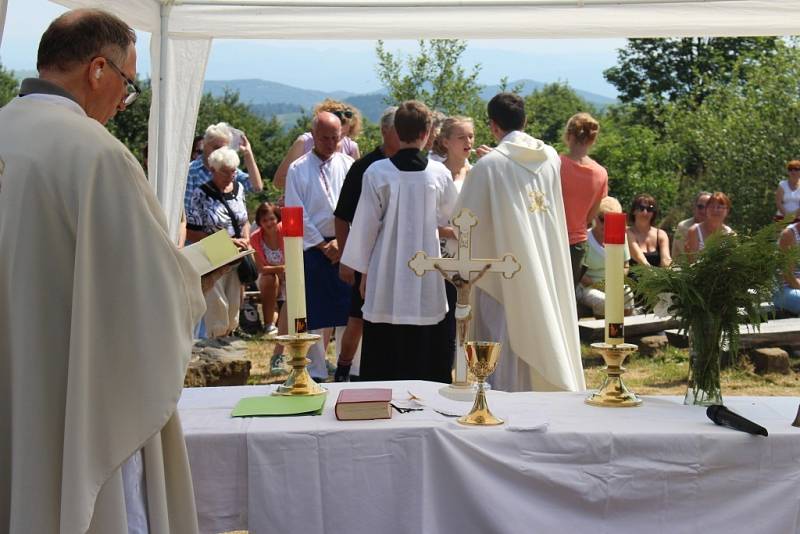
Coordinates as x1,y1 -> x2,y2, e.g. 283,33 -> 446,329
408,208 -> 520,390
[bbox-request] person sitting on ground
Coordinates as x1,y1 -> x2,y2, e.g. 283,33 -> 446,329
627,193 -> 672,268
273,99 -> 362,188
576,197 -> 635,318
774,216 -> 800,315
560,112 -> 609,286
685,191 -> 734,261
186,146 -> 252,338
775,160 -> 800,221
250,202 -> 285,335
672,191 -> 711,260
184,122 -> 263,216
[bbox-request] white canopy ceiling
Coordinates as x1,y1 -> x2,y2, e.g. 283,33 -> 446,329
3,0 -> 798,238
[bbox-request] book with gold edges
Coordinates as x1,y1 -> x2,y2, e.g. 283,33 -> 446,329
334,388 -> 392,421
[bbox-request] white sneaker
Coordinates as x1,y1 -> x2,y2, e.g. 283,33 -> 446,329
265,324 -> 278,335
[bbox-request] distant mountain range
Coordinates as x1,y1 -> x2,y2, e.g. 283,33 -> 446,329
203,78 -> 617,126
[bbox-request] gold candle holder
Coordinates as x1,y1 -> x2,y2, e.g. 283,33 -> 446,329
272,333 -> 326,396
585,342 -> 642,407
458,341 -> 503,426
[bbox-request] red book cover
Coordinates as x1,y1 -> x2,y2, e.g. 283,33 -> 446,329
335,388 -> 392,421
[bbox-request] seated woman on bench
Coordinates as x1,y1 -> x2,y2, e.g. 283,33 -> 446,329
576,196 -> 634,318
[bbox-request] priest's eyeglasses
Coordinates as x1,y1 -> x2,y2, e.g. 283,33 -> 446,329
104,58 -> 141,107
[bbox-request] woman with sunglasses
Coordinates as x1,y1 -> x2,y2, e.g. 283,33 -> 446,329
627,193 -> 672,268
576,197 -> 634,317
685,191 -> 734,261
273,99 -> 362,188
775,160 -> 800,221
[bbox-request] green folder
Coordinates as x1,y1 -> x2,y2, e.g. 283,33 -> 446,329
231,393 -> 327,417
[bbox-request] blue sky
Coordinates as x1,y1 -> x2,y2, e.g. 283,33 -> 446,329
1,0 -> 625,97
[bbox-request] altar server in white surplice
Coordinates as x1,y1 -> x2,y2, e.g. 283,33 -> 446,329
456,93 -> 585,392
285,111 -> 354,380
0,10 -> 211,533
342,100 -> 458,382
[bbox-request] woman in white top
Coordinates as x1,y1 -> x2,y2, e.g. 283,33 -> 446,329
685,191 -> 734,261
433,116 -> 474,193
775,160 -> 800,221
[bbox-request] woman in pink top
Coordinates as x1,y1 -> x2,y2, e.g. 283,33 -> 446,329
249,202 -> 285,335
560,112 -> 609,285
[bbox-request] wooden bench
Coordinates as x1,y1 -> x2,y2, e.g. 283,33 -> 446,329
665,317 -> 800,350
578,313 -> 680,343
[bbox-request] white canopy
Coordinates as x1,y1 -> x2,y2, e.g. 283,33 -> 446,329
2,0 -> 798,237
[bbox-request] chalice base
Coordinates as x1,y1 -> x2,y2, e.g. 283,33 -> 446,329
272,334 -> 326,397
585,342 -> 642,408
457,387 -> 504,425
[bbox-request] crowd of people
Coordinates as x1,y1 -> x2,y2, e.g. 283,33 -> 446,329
185,95 -> 800,380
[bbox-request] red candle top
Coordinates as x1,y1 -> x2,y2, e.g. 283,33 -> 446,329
281,206 -> 304,237
604,212 -> 627,245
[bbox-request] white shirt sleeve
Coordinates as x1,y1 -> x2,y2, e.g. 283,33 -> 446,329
285,161 -> 325,250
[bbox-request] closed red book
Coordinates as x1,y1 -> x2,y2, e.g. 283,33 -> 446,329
335,388 -> 392,421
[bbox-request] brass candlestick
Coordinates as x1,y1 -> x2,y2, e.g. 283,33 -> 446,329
585,342 -> 642,407
272,333 -> 326,396
458,341 -> 503,426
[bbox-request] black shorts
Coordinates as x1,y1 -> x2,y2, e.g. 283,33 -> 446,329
349,271 -> 364,319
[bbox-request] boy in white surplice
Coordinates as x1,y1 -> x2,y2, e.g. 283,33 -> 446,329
341,101 -> 458,382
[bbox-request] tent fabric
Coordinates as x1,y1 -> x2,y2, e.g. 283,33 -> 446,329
30,0 -> 800,238
0,0 -> 7,47
147,35 -> 212,237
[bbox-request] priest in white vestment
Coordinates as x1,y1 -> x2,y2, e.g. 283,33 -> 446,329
456,93 -> 585,392
0,10 -> 207,533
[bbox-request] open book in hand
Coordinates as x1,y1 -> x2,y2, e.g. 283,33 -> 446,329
180,229 -> 254,276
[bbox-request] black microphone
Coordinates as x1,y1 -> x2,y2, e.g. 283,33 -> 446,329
706,405 -> 768,436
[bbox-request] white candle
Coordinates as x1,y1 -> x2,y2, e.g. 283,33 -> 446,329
281,206 -> 307,335
604,212 -> 627,345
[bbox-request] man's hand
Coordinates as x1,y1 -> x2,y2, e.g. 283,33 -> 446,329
475,145 -> 493,159
201,265 -> 233,294
359,272 -> 367,300
339,263 -> 355,285
318,239 -> 341,264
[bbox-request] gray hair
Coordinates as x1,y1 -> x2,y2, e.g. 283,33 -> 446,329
208,147 -> 240,171
204,122 -> 232,144
380,106 -> 398,130
37,9 -> 136,71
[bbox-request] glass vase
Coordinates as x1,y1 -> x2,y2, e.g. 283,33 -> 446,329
684,319 -> 723,406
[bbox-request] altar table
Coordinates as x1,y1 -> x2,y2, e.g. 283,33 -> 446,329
178,381 -> 800,534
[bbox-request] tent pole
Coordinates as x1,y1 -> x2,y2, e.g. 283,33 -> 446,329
157,2 -> 172,229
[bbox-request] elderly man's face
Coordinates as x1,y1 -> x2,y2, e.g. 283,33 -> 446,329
313,116 -> 342,160
203,136 -> 229,165
91,46 -> 137,125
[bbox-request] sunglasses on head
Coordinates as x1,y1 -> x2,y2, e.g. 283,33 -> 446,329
332,109 -> 354,120
635,204 -> 656,213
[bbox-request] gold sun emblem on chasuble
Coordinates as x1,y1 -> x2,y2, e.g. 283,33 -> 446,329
527,187 -> 548,213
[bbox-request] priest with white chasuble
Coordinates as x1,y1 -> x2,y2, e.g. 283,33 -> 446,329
0,10 -> 208,533
456,93 -> 585,392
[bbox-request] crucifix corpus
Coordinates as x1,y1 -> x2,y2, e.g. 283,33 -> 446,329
408,208 -> 521,401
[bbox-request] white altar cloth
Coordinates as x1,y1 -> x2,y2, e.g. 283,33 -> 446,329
178,382 -> 800,534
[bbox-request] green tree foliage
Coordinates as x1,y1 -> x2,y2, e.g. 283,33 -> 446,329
0,63 -> 20,107
106,79 -> 151,164
524,82 -> 595,147
664,41 -> 800,232
591,107 -> 681,225
375,39 -> 492,147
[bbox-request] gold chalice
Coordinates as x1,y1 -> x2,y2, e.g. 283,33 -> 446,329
458,341 -> 503,426
272,333 -> 326,396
